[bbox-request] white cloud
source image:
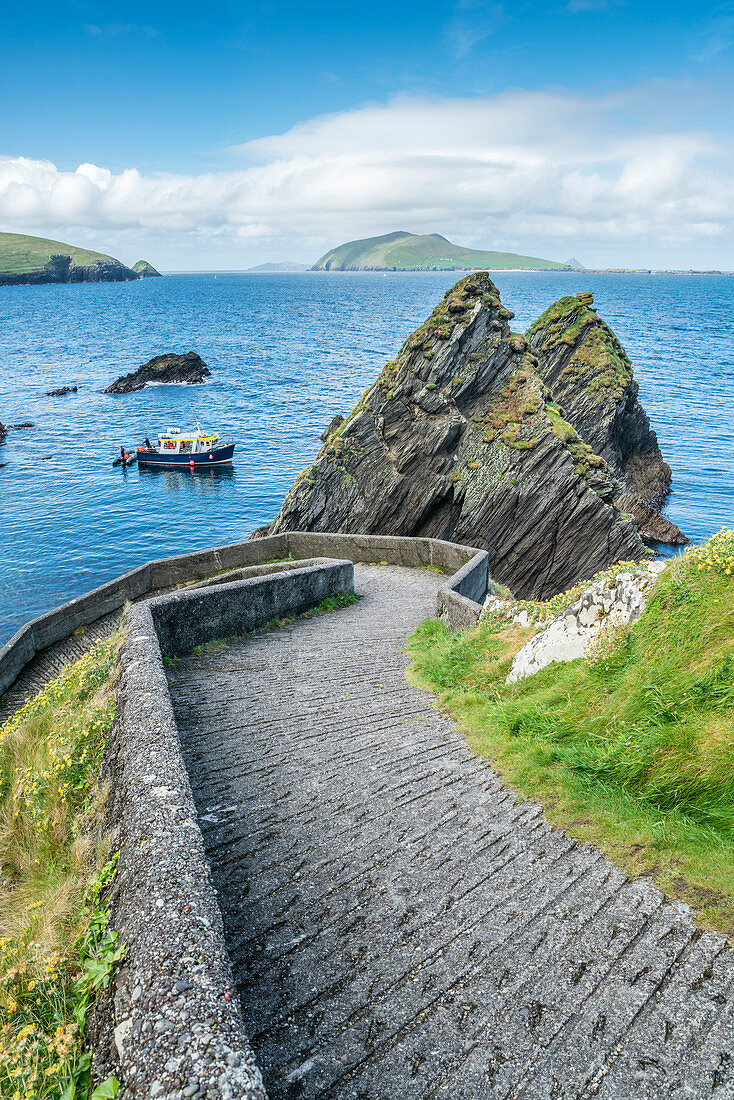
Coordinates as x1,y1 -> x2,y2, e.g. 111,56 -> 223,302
1,86 -> 732,268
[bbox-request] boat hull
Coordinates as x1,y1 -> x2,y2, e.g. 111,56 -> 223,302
137,443 -> 235,467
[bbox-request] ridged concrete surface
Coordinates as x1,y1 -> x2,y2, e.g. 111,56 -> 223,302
168,564 -> 734,1100
0,611 -> 119,723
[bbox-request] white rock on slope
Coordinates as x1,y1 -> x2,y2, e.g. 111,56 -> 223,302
506,561 -> 667,683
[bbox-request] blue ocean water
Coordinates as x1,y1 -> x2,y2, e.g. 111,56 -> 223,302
1,271 -> 733,645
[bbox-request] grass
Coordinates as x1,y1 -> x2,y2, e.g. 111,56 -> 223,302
0,233 -> 118,277
0,633 -> 125,1099
408,530 -> 734,935
526,295 -> 633,398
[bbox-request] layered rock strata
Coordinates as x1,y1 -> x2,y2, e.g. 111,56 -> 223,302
105,352 -> 210,394
269,274 -> 656,599
527,295 -> 684,544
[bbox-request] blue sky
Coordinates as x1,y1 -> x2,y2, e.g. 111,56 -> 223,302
1,0 -> 733,268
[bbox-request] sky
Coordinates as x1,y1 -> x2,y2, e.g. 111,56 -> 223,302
1,0 -> 733,270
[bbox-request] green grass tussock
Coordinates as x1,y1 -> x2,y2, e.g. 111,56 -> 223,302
0,633 -> 125,1099
408,530 -> 734,934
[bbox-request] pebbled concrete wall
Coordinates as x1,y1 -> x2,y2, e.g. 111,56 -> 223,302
96,558 -> 354,1099
0,532 -> 487,698
151,558 -> 353,658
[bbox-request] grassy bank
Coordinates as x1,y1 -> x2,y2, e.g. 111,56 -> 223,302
0,233 -> 117,277
0,634 -> 124,1099
408,531 -> 734,934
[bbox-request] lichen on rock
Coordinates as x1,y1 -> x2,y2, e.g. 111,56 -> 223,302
527,293 -> 685,544
506,560 -> 667,682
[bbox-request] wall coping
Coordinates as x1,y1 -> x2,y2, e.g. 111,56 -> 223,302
97,557 -> 354,1098
0,532 -> 488,699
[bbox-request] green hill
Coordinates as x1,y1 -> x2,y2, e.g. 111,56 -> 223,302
312,231 -> 568,271
0,232 -> 140,286
247,261 -> 310,272
132,259 -> 162,278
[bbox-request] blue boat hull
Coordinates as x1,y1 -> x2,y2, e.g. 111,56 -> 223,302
137,443 -> 235,467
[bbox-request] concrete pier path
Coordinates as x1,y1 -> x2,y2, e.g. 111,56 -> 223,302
167,564 -> 734,1100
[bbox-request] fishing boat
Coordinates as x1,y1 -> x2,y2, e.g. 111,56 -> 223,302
136,427 -> 236,468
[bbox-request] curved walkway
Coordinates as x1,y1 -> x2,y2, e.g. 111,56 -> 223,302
167,564 -> 734,1100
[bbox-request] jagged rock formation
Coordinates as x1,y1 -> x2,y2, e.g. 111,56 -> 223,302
527,295 -> 685,544
269,274 -> 657,599
105,352 -> 210,394
46,385 -> 78,396
132,260 -> 162,278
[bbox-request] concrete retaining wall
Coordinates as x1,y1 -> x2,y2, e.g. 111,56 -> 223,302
97,558 -> 354,1099
0,532 -> 488,699
151,558 -> 353,658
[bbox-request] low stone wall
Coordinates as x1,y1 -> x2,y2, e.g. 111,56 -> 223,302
96,558 -> 354,1098
0,533 -> 487,698
152,558 -> 353,658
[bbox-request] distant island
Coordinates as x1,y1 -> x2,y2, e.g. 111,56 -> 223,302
132,259 -> 162,278
246,261 -> 310,272
312,230 -> 569,272
0,232 -> 161,286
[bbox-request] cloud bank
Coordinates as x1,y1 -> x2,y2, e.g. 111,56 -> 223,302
1,86 -> 731,268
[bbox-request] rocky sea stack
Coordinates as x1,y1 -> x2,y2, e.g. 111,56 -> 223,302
132,259 -> 162,278
527,296 -> 684,544
105,352 -> 210,394
268,274 -> 682,599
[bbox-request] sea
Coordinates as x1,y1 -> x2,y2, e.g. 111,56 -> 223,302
1,270 -> 733,646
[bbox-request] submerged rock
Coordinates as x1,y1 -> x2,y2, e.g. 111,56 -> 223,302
105,352 -> 210,394
46,385 -> 78,396
268,273 -> 655,600
527,294 -> 685,544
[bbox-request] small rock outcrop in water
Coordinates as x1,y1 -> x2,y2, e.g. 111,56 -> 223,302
46,385 -> 78,396
105,352 -> 211,394
526,294 -> 685,544
132,260 -> 162,278
268,273 -> 669,600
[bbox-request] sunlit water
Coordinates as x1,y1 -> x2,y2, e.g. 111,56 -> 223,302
1,271 -> 732,645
